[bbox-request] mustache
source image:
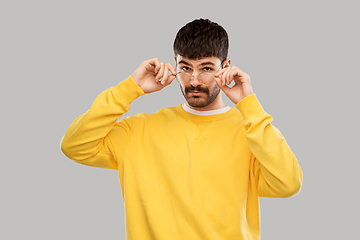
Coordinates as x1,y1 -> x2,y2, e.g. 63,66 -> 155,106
185,86 -> 209,94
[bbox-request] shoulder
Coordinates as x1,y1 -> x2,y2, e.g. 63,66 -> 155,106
223,107 -> 244,125
118,105 -> 181,126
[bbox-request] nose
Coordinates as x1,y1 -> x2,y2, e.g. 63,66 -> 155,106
190,74 -> 202,87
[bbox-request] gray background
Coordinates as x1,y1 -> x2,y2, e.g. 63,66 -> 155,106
1,0 -> 359,239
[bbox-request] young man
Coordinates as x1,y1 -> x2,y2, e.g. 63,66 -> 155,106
61,19 -> 303,240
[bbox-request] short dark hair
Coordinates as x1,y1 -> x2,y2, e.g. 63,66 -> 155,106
173,19 -> 229,62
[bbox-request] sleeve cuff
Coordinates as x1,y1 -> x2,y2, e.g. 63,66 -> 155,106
110,76 -> 145,106
235,94 -> 265,121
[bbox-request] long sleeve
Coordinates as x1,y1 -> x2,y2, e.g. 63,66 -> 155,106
60,76 -> 145,169
236,94 -> 303,198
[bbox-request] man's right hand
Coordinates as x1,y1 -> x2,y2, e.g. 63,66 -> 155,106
131,58 -> 177,94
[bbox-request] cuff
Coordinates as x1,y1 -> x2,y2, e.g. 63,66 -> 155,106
235,94 -> 265,121
110,76 -> 145,106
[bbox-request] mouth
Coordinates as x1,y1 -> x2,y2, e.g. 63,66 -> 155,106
189,91 -> 205,96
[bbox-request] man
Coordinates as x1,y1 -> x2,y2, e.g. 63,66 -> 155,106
61,19 -> 303,240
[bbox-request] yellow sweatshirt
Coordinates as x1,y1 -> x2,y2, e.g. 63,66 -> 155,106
61,76 -> 303,240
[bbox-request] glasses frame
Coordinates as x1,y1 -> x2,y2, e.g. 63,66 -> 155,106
175,66 -> 222,87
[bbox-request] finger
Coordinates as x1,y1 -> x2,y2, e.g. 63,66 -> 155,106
155,62 -> 165,81
164,74 -> 176,87
151,58 -> 161,75
160,65 -> 169,85
215,76 -> 231,94
215,69 -> 227,86
224,66 -> 233,85
160,63 -> 177,86
231,66 -> 249,82
232,67 -> 251,85
234,67 -> 247,77
226,67 -> 238,86
214,74 -> 223,87
221,68 -> 231,86
166,62 -> 177,76
215,68 -> 227,77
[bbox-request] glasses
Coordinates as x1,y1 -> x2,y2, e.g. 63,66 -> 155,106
176,67 -> 221,86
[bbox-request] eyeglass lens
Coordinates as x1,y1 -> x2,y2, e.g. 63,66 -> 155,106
177,72 -> 215,86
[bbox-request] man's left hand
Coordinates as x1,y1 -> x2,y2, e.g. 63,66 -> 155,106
215,66 -> 254,104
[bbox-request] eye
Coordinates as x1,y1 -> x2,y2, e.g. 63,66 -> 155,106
203,67 -> 213,72
181,66 -> 191,72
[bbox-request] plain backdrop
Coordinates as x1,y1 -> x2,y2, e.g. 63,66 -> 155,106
1,0 -> 359,239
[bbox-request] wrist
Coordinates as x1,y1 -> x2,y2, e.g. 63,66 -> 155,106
114,76 -> 145,98
235,94 -> 264,120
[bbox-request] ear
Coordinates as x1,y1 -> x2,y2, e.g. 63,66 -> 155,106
222,58 -> 231,68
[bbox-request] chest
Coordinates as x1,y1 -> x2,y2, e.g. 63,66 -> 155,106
127,120 -> 251,177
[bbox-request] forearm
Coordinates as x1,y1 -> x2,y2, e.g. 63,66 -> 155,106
237,94 -> 303,198
60,76 -> 144,165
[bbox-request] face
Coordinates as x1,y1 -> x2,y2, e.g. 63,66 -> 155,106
175,56 -> 223,108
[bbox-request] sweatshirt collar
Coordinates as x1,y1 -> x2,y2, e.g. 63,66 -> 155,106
175,104 -> 238,122
181,103 -> 231,116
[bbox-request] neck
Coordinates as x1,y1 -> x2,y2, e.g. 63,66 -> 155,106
186,93 -> 227,111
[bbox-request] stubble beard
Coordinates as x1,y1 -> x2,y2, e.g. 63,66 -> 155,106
180,83 -> 221,108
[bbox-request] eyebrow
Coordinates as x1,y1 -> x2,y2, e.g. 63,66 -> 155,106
178,60 -> 216,67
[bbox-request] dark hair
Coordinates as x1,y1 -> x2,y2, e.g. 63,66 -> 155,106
173,19 -> 229,62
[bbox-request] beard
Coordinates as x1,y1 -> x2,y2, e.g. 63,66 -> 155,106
180,83 -> 221,108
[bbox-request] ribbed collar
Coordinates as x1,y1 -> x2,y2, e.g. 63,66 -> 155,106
182,103 -> 231,116
175,104 -> 238,122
